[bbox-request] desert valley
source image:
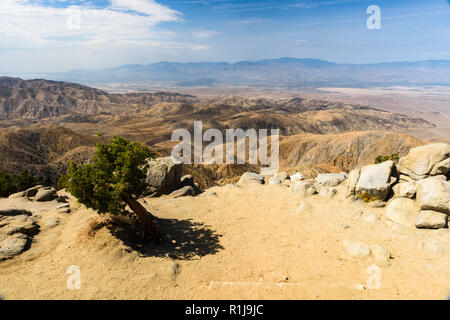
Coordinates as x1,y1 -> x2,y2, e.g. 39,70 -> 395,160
0,75 -> 449,300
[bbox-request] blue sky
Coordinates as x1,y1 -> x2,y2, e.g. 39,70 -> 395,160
1,0 -> 450,73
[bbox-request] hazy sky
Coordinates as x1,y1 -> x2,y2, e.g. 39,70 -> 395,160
1,0 -> 450,73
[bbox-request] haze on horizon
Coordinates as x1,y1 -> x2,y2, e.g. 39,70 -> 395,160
1,0 -> 450,76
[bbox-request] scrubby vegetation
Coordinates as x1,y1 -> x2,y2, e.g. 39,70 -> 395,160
59,136 -> 162,242
0,170 -> 43,197
374,153 -> 399,164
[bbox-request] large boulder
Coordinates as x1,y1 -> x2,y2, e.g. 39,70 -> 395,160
316,172 -> 347,187
386,198 -> 418,227
416,177 -> 450,215
355,161 -> 396,201
236,172 -> 264,187
145,157 -> 182,195
397,143 -> 450,180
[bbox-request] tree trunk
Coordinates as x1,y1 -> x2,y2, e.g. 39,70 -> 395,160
123,194 -> 162,243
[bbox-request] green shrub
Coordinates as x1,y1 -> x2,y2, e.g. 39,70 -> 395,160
59,136 -> 162,242
374,153 -> 399,164
0,170 -> 43,197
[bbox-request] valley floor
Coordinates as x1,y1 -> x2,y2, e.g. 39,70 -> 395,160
0,183 -> 449,300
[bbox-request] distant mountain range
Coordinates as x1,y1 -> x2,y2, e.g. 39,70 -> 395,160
43,58 -> 450,88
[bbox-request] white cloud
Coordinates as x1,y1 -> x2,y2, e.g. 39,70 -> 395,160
0,1 -> 201,50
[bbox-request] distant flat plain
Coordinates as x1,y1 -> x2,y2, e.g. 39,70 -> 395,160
92,83 -> 450,142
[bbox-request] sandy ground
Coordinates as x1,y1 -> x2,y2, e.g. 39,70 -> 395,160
0,182 -> 449,300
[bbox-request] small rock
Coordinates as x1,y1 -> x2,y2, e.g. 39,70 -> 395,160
316,172 -> 347,187
8,191 -> 25,199
370,245 -> 391,266
57,203 -> 70,209
57,208 -> 71,214
24,185 -> 43,197
35,189 -> 56,202
205,191 -> 217,197
169,186 -> 195,198
273,172 -> 289,180
415,210 -> 448,229
290,172 -> 303,182
343,241 -> 371,258
46,218 -> 60,228
268,177 -> 282,185
169,262 -> 181,276
236,172 -> 264,187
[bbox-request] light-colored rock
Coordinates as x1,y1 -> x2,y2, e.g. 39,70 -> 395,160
290,172 -> 303,182
268,177 -> 282,185
57,208 -> 71,214
346,168 -> 361,197
46,218 -> 60,228
392,181 -> 416,199
24,185 -> 43,197
8,191 -> 25,199
205,191 -> 217,196
35,188 -> 56,202
236,172 -> 264,187
397,143 -> 450,180
415,210 -> 448,229
416,177 -> 450,215
355,160 -> 396,201
292,181 -> 317,197
370,245 -> 391,266
146,157 -> 182,195
386,198 -> 418,227
316,172 -> 347,187
273,172 -> 289,180
169,186 -> 195,198
296,202 -> 313,213
343,241 -> 371,258
0,234 -> 28,258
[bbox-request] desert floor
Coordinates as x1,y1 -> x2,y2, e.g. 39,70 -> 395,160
0,182 -> 449,300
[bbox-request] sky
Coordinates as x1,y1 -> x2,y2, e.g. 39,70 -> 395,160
1,0 -> 450,73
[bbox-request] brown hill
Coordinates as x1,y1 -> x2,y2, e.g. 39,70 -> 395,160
0,78 -> 434,143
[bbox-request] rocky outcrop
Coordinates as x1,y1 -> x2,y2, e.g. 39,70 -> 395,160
386,198 -> 418,228
354,161 -> 396,201
416,177 -> 450,215
397,143 -> 450,180
315,172 -> 347,187
146,157 -> 182,195
0,212 -> 39,260
392,181 -> 416,199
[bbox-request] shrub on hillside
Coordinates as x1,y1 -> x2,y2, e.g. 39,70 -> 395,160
0,170 -> 43,197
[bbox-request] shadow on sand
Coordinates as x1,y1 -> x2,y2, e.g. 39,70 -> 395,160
107,217 -> 224,260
